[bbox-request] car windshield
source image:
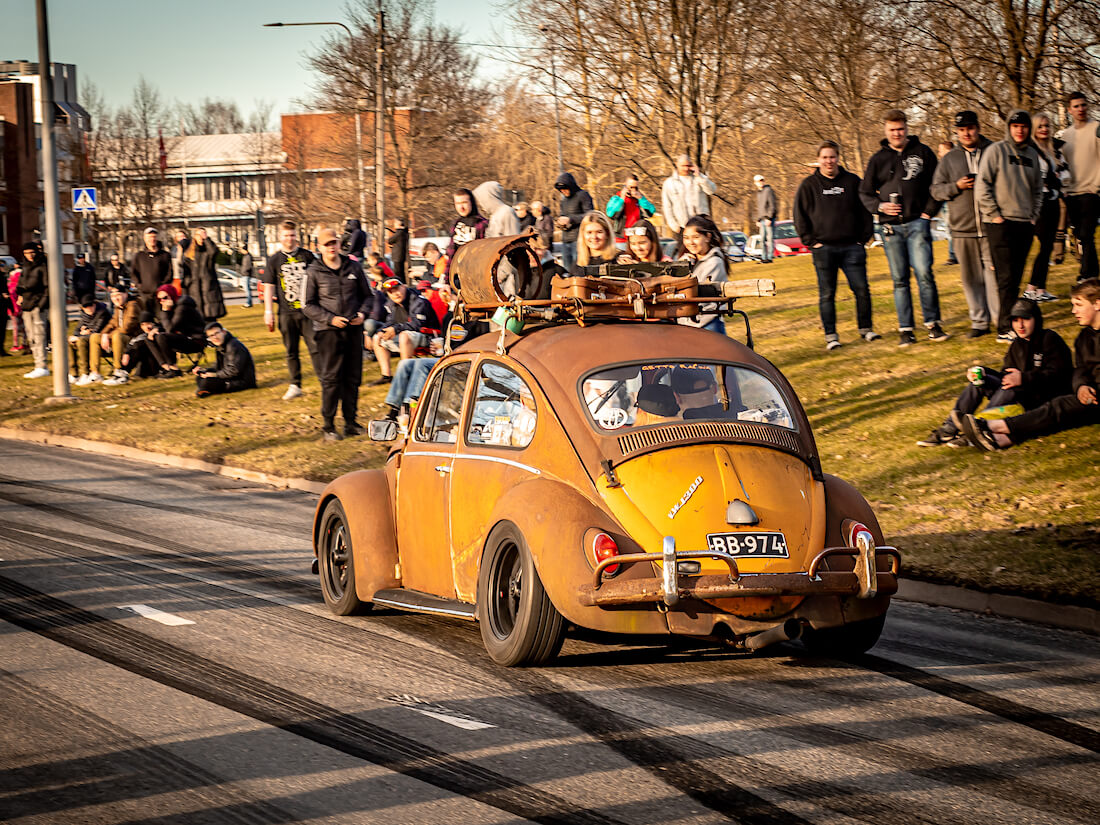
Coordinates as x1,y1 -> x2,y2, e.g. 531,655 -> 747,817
723,232 -> 747,246
775,223 -> 798,239
580,361 -> 795,432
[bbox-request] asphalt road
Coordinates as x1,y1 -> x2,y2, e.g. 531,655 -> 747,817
1,439 -> 1097,825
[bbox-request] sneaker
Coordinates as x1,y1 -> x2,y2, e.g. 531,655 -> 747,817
946,434 -> 971,448
861,330 -> 882,342
74,374 -> 92,386
1036,289 -> 1057,302
825,339 -> 842,351
67,374 -> 77,383
968,327 -> 990,339
963,414 -> 1005,451
23,367 -> 50,379
916,428 -> 954,447
282,384 -> 302,400
369,375 -> 393,386
1021,288 -> 1041,301
996,331 -> 1016,343
383,404 -> 399,422
321,429 -> 344,442
898,330 -> 917,347
344,422 -> 364,437
103,371 -> 130,386
928,323 -> 950,342
86,372 -> 103,383
155,367 -> 183,379
945,258 -> 958,265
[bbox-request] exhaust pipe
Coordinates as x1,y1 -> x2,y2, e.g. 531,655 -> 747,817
745,619 -> 803,651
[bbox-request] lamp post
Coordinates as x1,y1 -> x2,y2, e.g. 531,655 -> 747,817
538,23 -> 564,174
263,21 -> 369,234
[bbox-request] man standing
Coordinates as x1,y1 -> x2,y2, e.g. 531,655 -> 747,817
531,200 -> 554,249
606,175 -> 656,243
104,252 -> 130,291
976,110 -> 1044,342
860,109 -> 948,346
130,227 -> 172,314
16,241 -> 49,379
445,188 -> 488,275
794,141 -> 879,350
70,253 -> 96,305
264,220 -> 318,401
661,155 -> 717,249
753,175 -> 778,263
931,110 -> 997,338
302,227 -> 373,442
387,218 -> 409,281
554,172 -> 594,273
1062,92 -> 1100,282
238,247 -> 254,308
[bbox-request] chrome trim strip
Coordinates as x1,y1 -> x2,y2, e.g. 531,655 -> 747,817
405,450 -> 541,476
371,596 -> 477,620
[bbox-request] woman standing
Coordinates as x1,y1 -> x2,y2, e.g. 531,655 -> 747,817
188,227 -> 227,321
679,215 -> 729,335
573,212 -> 620,273
621,220 -> 671,263
1025,113 -> 1069,302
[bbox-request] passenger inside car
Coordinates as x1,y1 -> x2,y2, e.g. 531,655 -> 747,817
633,383 -> 680,426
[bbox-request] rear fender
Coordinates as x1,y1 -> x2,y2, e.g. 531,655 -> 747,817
822,473 -> 891,577
313,469 -> 400,601
486,479 -> 669,635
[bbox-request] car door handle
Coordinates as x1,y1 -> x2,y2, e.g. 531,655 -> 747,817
434,465 -> 451,474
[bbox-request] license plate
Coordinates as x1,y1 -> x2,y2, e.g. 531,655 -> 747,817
706,531 -> 789,558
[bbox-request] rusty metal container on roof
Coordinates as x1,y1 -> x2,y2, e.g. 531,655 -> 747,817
450,231 -> 549,304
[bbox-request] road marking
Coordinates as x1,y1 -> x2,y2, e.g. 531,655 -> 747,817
385,693 -> 495,730
119,604 -> 195,626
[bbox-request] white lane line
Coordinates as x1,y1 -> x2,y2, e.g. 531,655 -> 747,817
385,694 -> 495,730
118,604 -> 196,626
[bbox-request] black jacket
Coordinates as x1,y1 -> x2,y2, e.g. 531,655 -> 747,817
16,253 -> 49,311
187,238 -> 226,320
379,286 -> 441,335
130,245 -> 172,295
555,172 -> 594,244
388,226 -> 409,277
859,135 -> 941,224
302,255 -> 373,330
794,167 -> 873,246
103,261 -> 130,290
157,295 -> 206,343
1072,326 -> 1100,393
1002,326 -> 1074,408
75,301 -> 112,335
207,332 -> 256,388
71,263 -> 97,299
341,219 -> 367,259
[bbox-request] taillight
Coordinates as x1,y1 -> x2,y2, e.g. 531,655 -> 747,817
846,521 -> 875,552
592,532 -> 620,576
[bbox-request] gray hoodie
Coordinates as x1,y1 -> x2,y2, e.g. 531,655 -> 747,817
930,135 -> 994,237
975,111 -> 1043,224
473,181 -> 521,238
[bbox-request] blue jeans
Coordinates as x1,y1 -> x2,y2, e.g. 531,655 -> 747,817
882,218 -> 940,331
701,317 -> 727,336
758,219 -> 775,262
561,241 -> 577,273
242,276 -> 253,307
811,243 -> 872,337
384,357 -> 439,407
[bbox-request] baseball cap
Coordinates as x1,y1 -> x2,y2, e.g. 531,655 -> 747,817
671,365 -> 716,394
143,226 -> 158,235
1009,298 -> 1039,319
317,227 -> 339,246
381,277 -> 403,291
753,174 -> 765,183
1007,110 -> 1032,127
954,110 -> 979,128
80,294 -> 96,307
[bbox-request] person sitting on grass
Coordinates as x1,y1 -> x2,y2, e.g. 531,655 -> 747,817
100,286 -> 141,383
369,278 -> 440,386
105,312 -> 164,383
918,298 -> 1073,447
964,278 -> 1100,450
193,322 -> 257,398
69,295 -> 111,385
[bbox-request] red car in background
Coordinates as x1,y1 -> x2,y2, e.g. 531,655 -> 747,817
747,220 -> 810,258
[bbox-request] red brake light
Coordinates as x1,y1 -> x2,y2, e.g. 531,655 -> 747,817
846,521 -> 874,550
592,532 -> 620,576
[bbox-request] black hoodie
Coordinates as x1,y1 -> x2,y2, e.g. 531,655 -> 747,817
16,252 -> 49,311
555,172 -> 594,244
340,219 -> 367,259
445,188 -> 490,273
1072,325 -> 1100,394
1001,302 -> 1073,407
859,135 -> 941,224
793,166 -> 873,246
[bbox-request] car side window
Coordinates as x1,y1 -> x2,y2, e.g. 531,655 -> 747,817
467,362 -> 538,449
415,361 -> 471,443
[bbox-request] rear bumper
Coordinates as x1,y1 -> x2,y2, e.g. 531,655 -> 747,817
576,538 -> 901,607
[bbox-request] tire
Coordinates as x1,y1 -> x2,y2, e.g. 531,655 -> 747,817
477,522 -> 565,667
802,613 -> 886,657
317,499 -> 370,616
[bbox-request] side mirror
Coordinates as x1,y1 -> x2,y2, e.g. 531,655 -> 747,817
368,419 -> 398,442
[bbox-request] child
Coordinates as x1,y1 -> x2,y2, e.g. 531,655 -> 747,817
966,279 -> 1100,449
678,214 -> 730,336
918,298 -> 1072,446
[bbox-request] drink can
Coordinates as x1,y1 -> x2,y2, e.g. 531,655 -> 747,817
889,193 -> 900,205
967,366 -> 985,386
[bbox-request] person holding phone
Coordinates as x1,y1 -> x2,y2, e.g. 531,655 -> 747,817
932,110 -> 997,338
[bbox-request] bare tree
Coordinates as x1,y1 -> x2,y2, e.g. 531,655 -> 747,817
179,97 -> 245,135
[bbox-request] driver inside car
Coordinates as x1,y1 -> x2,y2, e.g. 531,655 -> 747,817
671,365 -> 744,419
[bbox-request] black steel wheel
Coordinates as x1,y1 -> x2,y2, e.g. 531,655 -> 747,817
317,499 -> 369,615
477,522 -> 564,666
802,613 -> 885,657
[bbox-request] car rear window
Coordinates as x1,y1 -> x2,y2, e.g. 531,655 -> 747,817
580,362 -> 795,433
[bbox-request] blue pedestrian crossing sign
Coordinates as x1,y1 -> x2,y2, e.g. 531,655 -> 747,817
72,187 -> 97,212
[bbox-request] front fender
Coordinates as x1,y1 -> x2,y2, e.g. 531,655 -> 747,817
314,469 -> 400,602
486,478 -> 669,635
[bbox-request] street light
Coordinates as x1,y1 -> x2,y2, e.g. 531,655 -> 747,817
538,23 -> 565,174
264,21 -> 370,236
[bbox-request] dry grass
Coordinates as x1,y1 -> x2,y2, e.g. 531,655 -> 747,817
2,243 -> 1097,607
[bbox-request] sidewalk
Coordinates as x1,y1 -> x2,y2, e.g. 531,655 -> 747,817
2,425 -> 1096,637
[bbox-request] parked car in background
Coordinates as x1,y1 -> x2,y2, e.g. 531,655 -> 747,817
723,231 -> 750,262
747,220 -> 810,258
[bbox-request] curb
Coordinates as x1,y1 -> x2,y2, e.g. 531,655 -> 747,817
2,427 -> 1097,636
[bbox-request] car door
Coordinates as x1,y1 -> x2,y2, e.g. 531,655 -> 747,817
396,359 -> 472,598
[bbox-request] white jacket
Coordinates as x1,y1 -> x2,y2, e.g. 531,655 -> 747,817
661,172 -> 718,233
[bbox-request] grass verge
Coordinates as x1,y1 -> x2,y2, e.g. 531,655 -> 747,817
2,244 -> 1097,608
